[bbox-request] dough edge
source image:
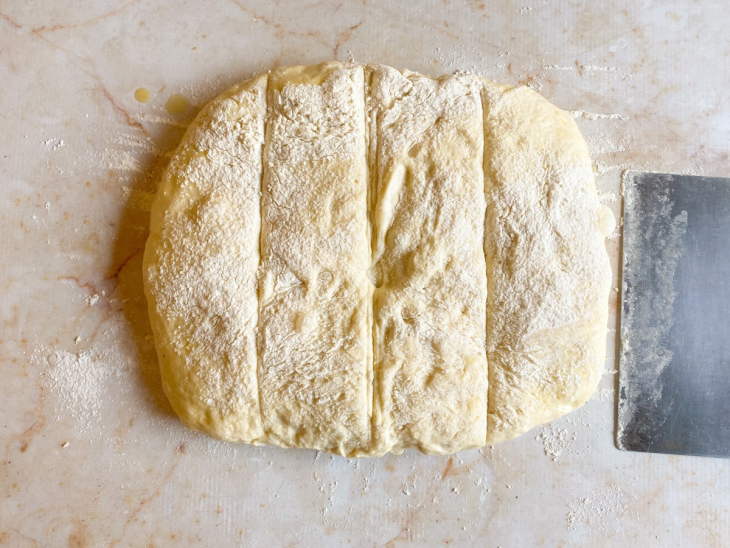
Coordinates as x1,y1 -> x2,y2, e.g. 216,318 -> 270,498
143,61 -> 614,455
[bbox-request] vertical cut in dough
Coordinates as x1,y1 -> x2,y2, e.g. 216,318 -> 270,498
143,75 -> 268,442
370,67 -> 488,455
144,62 -> 614,455
481,82 -> 614,443
258,63 -> 372,456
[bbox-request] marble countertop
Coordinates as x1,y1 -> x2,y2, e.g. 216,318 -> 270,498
2,1 -> 729,546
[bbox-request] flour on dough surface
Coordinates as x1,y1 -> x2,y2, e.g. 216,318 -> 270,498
144,75 -> 267,443
144,62 -> 613,455
481,82 -> 614,443
258,64 -> 372,456
369,66 -> 488,455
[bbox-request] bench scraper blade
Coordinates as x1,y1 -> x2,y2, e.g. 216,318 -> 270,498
618,171 -> 730,458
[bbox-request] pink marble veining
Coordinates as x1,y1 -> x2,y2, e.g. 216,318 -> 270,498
1,1 -> 729,546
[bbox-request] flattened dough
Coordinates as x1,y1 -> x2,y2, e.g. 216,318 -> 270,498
258,64 -> 371,455
143,75 -> 267,442
143,61 -> 613,456
481,83 -> 614,443
369,67 -> 488,455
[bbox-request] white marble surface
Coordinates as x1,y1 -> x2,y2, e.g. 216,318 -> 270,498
2,1 -> 729,546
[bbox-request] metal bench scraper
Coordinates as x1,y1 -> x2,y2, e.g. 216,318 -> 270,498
618,171 -> 730,458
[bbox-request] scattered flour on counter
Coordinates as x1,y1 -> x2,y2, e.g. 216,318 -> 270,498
100,148 -> 143,173
134,112 -> 193,128
41,348 -> 109,428
587,134 -> 627,156
538,425 -> 575,462
590,387 -> 613,402
581,65 -> 619,72
110,131 -> 171,157
570,110 -> 627,121
43,138 -> 67,150
543,65 -> 575,71
567,484 -> 633,534
597,190 -> 619,203
595,160 -> 636,175
35,339 -> 132,432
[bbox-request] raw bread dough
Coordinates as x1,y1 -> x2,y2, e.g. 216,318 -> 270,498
144,75 -> 266,443
480,82 -> 614,443
258,64 -> 371,455
144,61 -> 614,456
369,67 -> 488,455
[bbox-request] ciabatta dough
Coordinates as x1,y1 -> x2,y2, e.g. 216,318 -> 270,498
143,62 -> 613,456
144,75 -> 266,443
369,67 -> 488,455
258,64 -> 372,455
480,82 -> 614,443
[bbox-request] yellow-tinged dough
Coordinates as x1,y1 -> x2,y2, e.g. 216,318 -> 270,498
143,62 -> 614,456
369,67 -> 488,455
144,75 -> 267,443
257,63 -> 372,456
480,82 -> 614,443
